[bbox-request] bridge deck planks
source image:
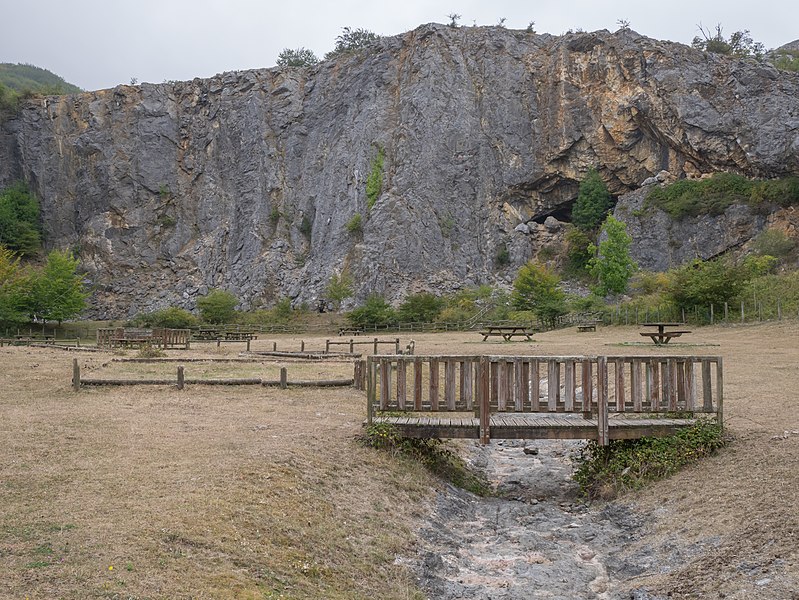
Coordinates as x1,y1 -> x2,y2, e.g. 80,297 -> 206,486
372,413 -> 696,440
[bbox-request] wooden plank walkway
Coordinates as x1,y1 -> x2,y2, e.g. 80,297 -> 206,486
365,354 -> 722,445
373,413 -> 695,441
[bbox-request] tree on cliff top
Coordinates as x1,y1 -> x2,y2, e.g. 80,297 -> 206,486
324,27 -> 380,60
277,47 -> 319,68
691,24 -> 765,58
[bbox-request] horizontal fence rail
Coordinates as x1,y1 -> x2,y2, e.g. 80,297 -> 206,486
366,354 -> 723,445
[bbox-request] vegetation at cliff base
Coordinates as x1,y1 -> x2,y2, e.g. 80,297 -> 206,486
196,289 -> 238,324
587,215 -> 637,296
511,261 -> 567,327
0,246 -> 88,327
0,181 -> 42,255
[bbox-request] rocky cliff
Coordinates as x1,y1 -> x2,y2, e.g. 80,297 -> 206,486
2,25 -> 798,317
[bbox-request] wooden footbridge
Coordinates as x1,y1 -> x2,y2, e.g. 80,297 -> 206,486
365,354 -> 722,445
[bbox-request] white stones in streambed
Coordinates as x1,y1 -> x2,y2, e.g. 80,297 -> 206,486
407,439 -> 644,599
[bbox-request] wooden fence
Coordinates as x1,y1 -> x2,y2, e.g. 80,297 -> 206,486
366,354 -> 723,445
96,328 -> 191,350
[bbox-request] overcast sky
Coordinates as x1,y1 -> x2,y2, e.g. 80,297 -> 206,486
3,0 -> 797,91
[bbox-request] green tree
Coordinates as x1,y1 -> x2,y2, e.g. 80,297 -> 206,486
563,226 -> 593,278
276,47 -> 320,68
28,249 -> 88,324
691,24 -> 765,57
196,289 -> 238,324
138,307 -> 198,329
0,245 -> 31,326
347,295 -> 396,328
572,169 -> 612,231
666,256 -> 770,311
326,270 -> 354,310
325,27 -> 380,60
588,216 -> 637,296
397,292 -> 444,323
511,261 -> 567,327
0,181 -> 41,255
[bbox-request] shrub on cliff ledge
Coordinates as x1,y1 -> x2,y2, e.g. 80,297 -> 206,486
572,169 -> 612,232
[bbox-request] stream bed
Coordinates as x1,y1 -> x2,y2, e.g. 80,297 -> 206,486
406,439 -> 677,599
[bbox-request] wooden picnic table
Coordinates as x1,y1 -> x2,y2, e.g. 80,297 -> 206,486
640,322 -> 692,345
479,325 -> 535,342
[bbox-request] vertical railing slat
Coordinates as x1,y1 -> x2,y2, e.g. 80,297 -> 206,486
564,359 -> 575,412
702,359 -> 713,412
463,360 -> 474,410
530,359 -> 540,411
631,359 -> 642,412
430,358 -> 439,411
581,359 -> 593,415
414,357 -> 423,410
547,360 -> 559,412
380,358 -> 391,410
445,360 -> 456,410
686,359 -> 696,412
514,359 -> 524,411
615,358 -> 625,412
716,357 -> 724,427
397,359 -> 406,410
597,356 -> 609,445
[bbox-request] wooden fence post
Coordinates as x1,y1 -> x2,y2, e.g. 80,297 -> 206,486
326,339 -> 330,353
177,366 -> 184,390
366,357 -> 375,425
301,340 -> 305,352
72,358 -> 80,391
716,357 -> 724,428
280,367 -> 287,389
373,338 -> 378,355
597,356 -> 609,446
246,338 -> 251,352
478,357 -> 490,445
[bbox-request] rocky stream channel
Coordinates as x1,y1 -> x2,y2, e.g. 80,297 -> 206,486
405,439 -> 689,600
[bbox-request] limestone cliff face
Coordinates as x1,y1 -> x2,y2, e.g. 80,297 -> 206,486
2,25 -> 798,316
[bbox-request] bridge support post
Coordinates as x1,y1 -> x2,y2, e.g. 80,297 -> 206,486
478,356 -> 490,444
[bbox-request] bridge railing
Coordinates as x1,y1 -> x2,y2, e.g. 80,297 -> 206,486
365,354 -> 723,445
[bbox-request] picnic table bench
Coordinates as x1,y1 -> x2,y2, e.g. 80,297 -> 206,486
640,323 -> 692,345
479,325 -> 535,342
576,322 -> 598,332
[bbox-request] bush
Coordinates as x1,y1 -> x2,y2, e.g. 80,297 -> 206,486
572,419 -> 726,500
397,292 -> 444,323
27,249 -> 88,324
346,213 -> 362,234
0,245 -> 31,326
196,289 -> 238,324
646,173 -> 799,219
326,271 -> 354,310
572,169 -> 612,231
512,261 -> 568,327
324,27 -> 380,60
563,226 -> 593,278
666,257 -> 753,311
276,47 -> 319,68
138,307 -> 197,329
752,228 -> 796,259
347,295 -> 396,328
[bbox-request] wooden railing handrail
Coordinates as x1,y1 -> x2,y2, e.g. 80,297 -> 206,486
366,354 -> 723,445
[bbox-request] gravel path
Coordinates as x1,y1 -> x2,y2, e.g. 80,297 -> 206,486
408,439 -> 670,600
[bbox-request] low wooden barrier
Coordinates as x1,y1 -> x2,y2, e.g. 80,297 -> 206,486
366,354 -> 723,445
72,360 -> 356,390
96,328 -> 191,350
325,337 -> 403,355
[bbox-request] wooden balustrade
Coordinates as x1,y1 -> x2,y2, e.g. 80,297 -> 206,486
366,354 -> 723,445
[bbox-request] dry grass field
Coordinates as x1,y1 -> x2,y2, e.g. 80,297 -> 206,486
1,324 -> 798,599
